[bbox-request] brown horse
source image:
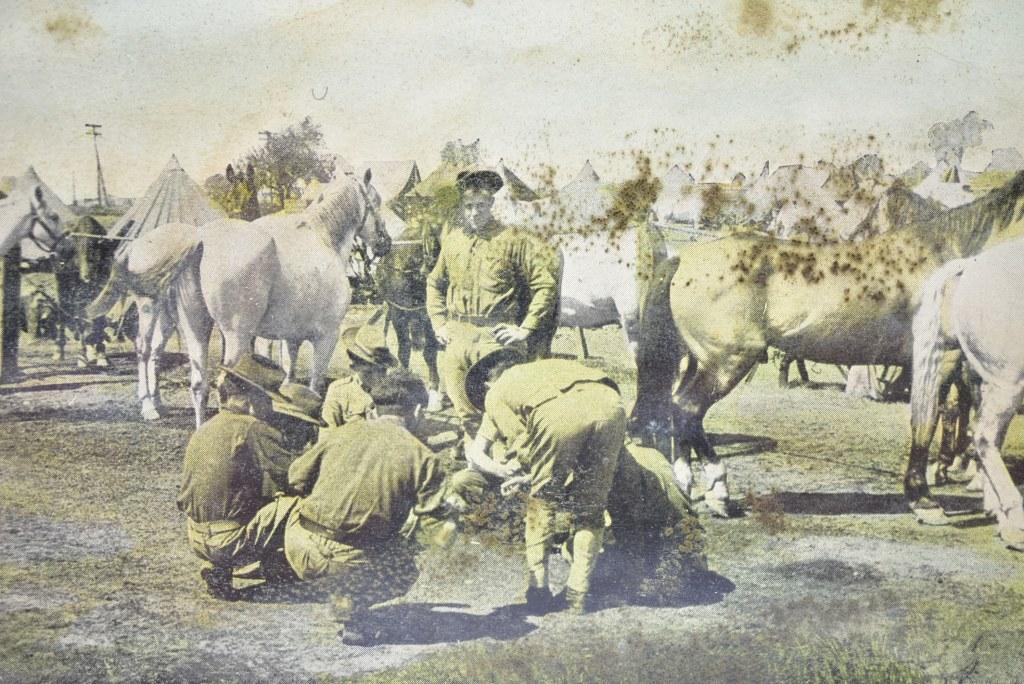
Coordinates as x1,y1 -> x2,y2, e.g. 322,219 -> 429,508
21,215 -> 118,366
630,173 -> 1024,516
373,216 -> 443,409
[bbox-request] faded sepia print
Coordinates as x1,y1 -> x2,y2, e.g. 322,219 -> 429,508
3,1 -> 1024,682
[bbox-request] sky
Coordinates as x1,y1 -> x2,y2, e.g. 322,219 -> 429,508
3,0 -> 1024,201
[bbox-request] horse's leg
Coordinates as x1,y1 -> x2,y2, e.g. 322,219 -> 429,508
149,304 -> 176,412
422,314 -> 442,411
972,381 -> 1024,550
308,330 -> 339,396
53,275 -> 69,363
173,275 -> 214,429
778,353 -> 792,388
392,310 -> 412,369
283,339 -> 302,384
88,314 -> 109,368
795,358 -> 809,384
133,296 -> 163,420
673,351 -> 763,518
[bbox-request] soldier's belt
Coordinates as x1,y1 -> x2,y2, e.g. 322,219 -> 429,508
447,313 -> 508,327
187,518 -> 243,535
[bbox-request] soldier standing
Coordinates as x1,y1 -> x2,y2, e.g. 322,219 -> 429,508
426,169 -> 560,431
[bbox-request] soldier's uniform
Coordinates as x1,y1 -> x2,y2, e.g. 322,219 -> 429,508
473,358 -> 626,610
426,216 -> 559,424
319,373 -> 376,432
284,417 -> 457,637
176,407 -> 299,593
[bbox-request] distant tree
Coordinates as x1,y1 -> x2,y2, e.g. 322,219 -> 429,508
244,117 -> 336,210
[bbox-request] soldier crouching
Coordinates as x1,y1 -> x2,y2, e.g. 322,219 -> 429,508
283,367 -> 479,646
176,354 -> 321,600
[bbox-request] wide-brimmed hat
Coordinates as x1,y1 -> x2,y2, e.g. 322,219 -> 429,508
456,169 -> 503,196
219,353 -> 289,404
342,325 -> 397,367
465,347 -> 527,412
272,383 -> 327,426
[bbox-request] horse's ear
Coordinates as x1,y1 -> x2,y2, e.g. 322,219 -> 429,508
33,185 -> 45,206
363,168 -> 373,187
226,165 -> 236,183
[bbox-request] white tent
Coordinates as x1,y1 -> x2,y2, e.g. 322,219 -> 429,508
556,160 -> 611,225
2,166 -> 77,225
652,164 -> 699,224
913,161 -> 975,208
108,156 -> 224,245
355,160 -> 421,204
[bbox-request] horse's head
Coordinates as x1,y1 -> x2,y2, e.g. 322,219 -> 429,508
71,216 -> 117,284
0,184 -> 67,258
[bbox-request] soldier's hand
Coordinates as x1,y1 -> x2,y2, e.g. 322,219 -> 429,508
492,324 -> 530,346
435,325 -> 451,346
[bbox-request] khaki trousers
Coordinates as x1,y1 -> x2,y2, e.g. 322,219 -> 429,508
282,508 -> 419,620
440,320 -> 526,423
186,496 -> 298,572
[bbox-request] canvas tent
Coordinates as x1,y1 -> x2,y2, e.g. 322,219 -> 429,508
913,161 -> 975,208
2,167 -> 78,226
108,156 -> 225,250
356,160 -> 421,204
556,160 -> 611,225
652,164 -> 699,225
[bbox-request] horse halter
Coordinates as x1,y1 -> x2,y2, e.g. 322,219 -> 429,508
352,176 -> 389,254
25,202 -> 68,255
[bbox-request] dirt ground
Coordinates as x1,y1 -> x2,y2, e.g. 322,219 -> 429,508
2,315 -> 1024,683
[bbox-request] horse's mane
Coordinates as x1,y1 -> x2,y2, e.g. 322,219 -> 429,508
909,170 -> 1024,256
302,174 -> 364,251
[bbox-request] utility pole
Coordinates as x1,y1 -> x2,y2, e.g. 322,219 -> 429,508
259,130 -> 273,146
85,123 -> 109,208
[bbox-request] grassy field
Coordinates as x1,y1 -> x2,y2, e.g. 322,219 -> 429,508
1,314 -> 1024,683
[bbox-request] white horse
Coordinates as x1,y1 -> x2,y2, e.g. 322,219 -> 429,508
553,223 -> 666,356
89,170 -> 389,427
907,237 -> 1024,550
0,185 -> 66,258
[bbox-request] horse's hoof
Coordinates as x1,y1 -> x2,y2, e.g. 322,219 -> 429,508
705,498 -> 731,519
911,505 -> 951,526
140,400 -> 161,421
1000,527 -> 1024,551
965,472 -> 985,493
427,389 -> 443,413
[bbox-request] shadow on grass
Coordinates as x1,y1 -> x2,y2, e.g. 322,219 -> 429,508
364,602 -> 537,644
765,491 -> 982,516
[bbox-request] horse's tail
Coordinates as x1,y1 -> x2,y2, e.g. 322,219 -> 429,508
910,259 -> 966,441
629,255 -> 683,439
85,260 -> 128,319
85,226 -> 203,319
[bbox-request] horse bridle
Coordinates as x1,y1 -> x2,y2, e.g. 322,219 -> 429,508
25,204 -> 69,254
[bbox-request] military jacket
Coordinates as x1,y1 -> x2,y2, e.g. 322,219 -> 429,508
288,418 -> 447,544
426,219 -> 559,333
176,408 -> 295,524
478,359 -> 617,456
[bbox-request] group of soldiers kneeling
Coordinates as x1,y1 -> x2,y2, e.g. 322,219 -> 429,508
178,326 -> 707,647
